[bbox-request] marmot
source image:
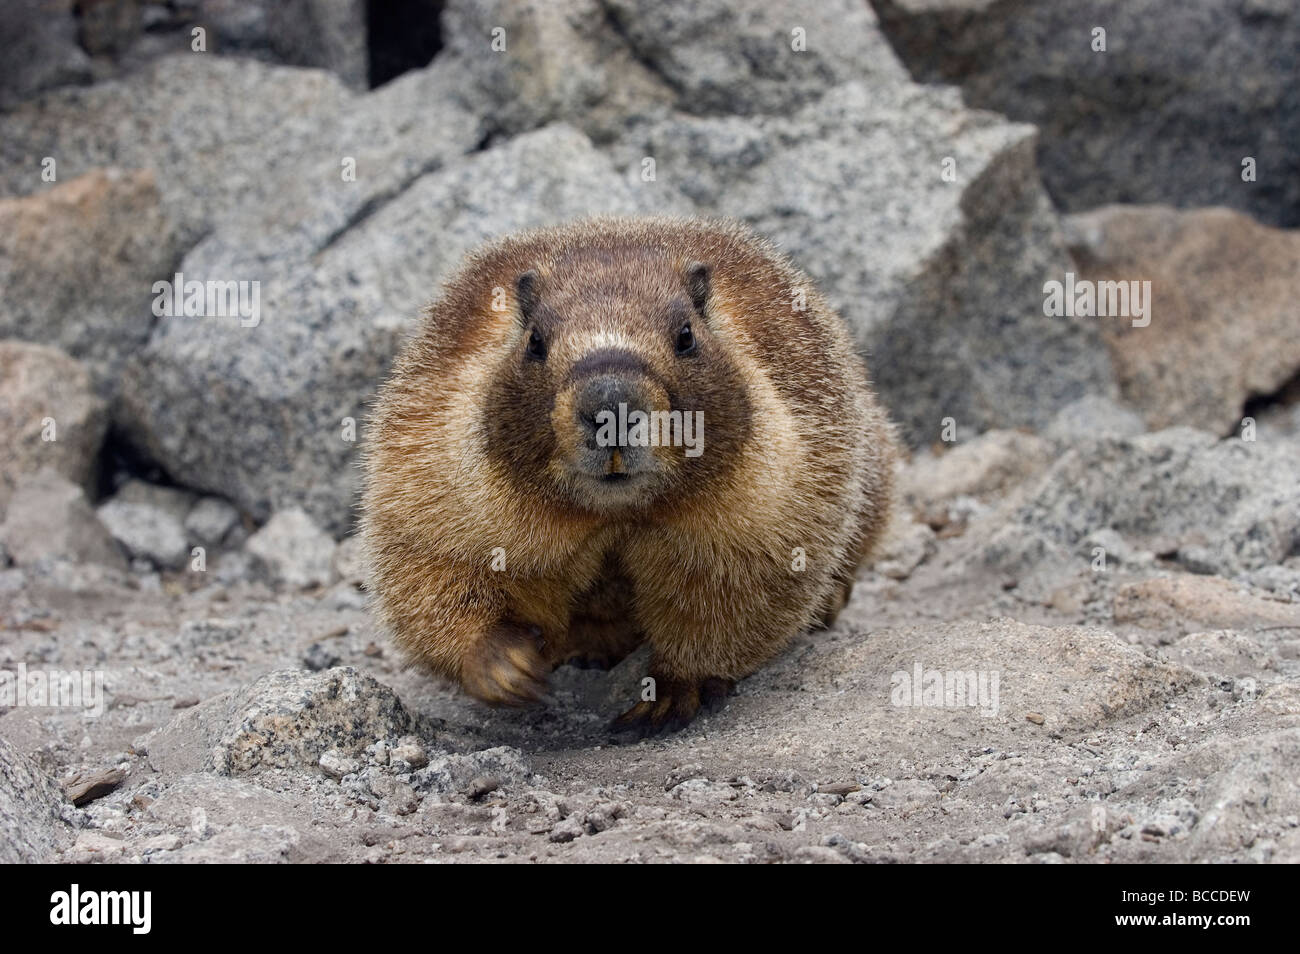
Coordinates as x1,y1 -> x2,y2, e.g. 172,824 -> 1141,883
361,217 -> 895,733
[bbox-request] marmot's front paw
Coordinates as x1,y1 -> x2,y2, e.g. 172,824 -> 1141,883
460,621 -> 549,706
611,675 -> 733,737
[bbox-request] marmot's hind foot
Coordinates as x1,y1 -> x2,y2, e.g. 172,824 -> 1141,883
610,675 -> 733,738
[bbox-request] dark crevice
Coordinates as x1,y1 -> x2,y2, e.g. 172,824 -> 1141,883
1243,366 -> 1300,421
315,154 -> 447,256
367,0 -> 444,89
95,423 -> 180,503
598,0 -> 685,99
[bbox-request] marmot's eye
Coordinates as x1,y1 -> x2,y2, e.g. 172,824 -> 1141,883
527,327 -> 547,361
675,322 -> 696,356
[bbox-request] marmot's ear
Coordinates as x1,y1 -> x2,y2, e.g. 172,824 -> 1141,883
685,262 -> 710,313
516,270 -> 538,322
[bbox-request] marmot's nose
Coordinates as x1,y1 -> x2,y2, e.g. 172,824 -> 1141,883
575,375 -> 646,442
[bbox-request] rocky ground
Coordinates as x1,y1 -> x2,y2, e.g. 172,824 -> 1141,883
3,402 -> 1298,864
2,0 -> 1299,863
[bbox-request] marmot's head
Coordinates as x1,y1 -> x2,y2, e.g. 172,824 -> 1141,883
481,242 -> 752,513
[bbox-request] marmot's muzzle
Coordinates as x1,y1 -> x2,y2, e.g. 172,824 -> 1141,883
575,376 -> 649,443
565,350 -> 666,480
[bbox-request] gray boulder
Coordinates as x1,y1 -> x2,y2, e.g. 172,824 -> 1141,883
1064,204 -> 1300,435
439,0 -> 672,141
149,2 -> 366,82
244,508 -> 337,588
96,482 -> 193,571
0,470 -> 125,569
439,0 -> 906,140
108,479 -> 197,522
0,52 -> 484,534
412,746 -> 534,796
1044,395 -> 1146,445
0,737 -> 73,863
0,56 -> 345,248
0,169 -> 179,395
185,496 -> 242,547
57,0 -> 425,93
0,54 -> 480,250
0,342 -> 107,511
253,0 -> 370,89
119,124 -> 641,534
147,667 -> 414,776
0,0 -> 91,110
972,428 -> 1300,583
873,0 -> 1300,227
602,0 -> 907,115
617,81 -> 1115,443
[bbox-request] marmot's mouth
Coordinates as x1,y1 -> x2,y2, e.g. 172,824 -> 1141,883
601,472 -> 631,483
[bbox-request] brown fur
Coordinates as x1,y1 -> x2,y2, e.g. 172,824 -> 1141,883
360,217 -> 896,732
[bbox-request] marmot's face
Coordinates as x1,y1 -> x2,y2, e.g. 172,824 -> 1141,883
482,247 -> 752,513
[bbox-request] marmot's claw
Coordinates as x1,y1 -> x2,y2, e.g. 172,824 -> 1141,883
461,621 -> 549,707
610,676 -> 734,738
